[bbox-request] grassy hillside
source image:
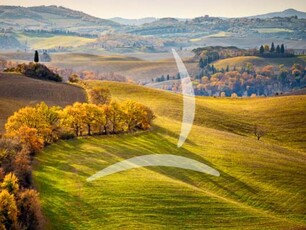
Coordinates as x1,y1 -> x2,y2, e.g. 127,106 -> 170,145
0,73 -> 87,134
16,33 -> 96,49
33,81 -> 306,229
213,55 -> 306,69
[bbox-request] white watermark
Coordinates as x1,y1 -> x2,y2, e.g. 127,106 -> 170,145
87,49 -> 220,182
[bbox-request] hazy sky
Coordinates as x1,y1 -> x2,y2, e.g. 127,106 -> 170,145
1,0 -> 306,19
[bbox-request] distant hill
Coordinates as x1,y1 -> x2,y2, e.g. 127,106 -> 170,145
109,17 -> 158,25
0,5 -> 121,33
109,17 -> 188,25
249,9 -> 306,19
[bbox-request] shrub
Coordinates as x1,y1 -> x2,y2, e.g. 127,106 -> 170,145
68,74 -> 80,83
4,62 -> 62,82
231,93 -> 238,98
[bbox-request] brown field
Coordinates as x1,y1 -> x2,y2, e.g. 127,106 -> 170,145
48,53 -> 198,82
0,72 -> 87,134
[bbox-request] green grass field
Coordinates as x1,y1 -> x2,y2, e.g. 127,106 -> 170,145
251,28 -> 294,34
214,55 -> 306,69
0,73 -> 86,134
15,33 -> 96,49
33,81 -> 306,229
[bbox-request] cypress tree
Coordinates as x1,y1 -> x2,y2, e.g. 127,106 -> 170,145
276,45 -> 281,54
270,42 -> 275,53
259,45 -> 264,54
281,44 -> 285,54
34,50 -> 39,63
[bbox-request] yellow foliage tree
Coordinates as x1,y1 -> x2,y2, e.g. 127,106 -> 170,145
16,126 -> 44,154
1,173 -> 19,195
0,189 -> 18,229
5,102 -> 60,144
88,87 -> 111,105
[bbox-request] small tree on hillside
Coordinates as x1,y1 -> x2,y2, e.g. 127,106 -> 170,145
34,51 -> 39,63
281,44 -> 285,54
88,87 -> 111,105
276,45 -> 281,54
259,45 -> 264,54
254,125 -> 265,140
270,42 -> 275,53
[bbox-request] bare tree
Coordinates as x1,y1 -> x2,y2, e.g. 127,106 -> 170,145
254,125 -> 265,141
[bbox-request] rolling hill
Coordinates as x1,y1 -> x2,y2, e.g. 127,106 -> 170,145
0,5 -> 120,32
213,55 -> 306,69
47,53 -> 198,82
0,72 -> 87,134
32,81 -> 306,229
249,8 -> 306,19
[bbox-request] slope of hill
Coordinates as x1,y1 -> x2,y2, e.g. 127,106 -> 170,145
213,55 -> 306,69
249,8 -> 306,19
0,5 -> 120,32
33,81 -> 306,229
48,53 -> 198,82
0,72 -> 87,134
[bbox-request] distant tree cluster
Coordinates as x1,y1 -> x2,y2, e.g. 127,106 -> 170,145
153,73 -> 180,83
159,62 -> 306,97
24,29 -> 98,38
258,42 -> 293,58
4,62 -> 62,82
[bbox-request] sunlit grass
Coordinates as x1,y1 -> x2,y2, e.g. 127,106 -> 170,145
34,82 -> 306,229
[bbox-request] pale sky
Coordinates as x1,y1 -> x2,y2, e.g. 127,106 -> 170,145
1,0 -> 306,19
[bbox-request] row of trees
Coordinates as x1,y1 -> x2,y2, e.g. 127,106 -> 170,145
5,97 -> 154,151
194,63 -> 306,97
259,42 -> 285,55
160,63 -> 305,97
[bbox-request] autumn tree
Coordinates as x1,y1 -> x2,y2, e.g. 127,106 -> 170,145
121,101 -> 152,131
5,102 -> 61,145
88,87 -> 111,105
13,149 -> 32,188
108,102 -> 125,134
17,189 -> 43,230
1,173 -> 19,195
0,189 -> 18,229
15,126 -> 44,154
254,125 -> 265,140
264,45 -> 269,52
60,103 -> 85,136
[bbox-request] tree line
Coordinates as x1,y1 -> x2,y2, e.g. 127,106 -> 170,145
258,42 -> 294,58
